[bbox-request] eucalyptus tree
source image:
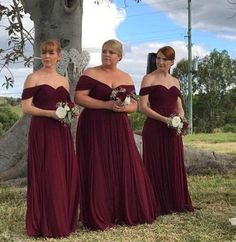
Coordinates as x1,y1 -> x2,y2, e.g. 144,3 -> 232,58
194,50 -> 236,132
173,50 -> 236,133
0,0 -> 140,181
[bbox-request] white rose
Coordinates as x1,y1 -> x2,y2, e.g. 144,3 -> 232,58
171,116 -> 181,128
178,122 -> 184,129
56,106 -> 67,119
64,104 -> 70,111
124,96 -> 131,105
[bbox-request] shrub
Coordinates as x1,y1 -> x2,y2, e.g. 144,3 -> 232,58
128,111 -> 146,131
223,124 -> 236,133
0,107 -> 19,135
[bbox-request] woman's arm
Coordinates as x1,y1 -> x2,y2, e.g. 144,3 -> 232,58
74,89 -> 114,110
75,89 -> 137,113
176,97 -> 185,118
139,95 -> 169,124
175,79 -> 185,118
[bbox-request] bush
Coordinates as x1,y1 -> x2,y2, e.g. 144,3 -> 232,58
5,97 -> 21,106
0,107 -> 19,135
128,111 -> 146,131
213,128 -> 223,133
223,124 -> 236,133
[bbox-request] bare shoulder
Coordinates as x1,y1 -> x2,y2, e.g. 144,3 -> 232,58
82,67 -> 98,77
23,72 -> 37,89
141,71 -> 156,88
118,69 -> 134,85
171,76 -> 180,89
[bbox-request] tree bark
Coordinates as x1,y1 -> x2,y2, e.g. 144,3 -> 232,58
0,115 -> 30,180
0,0 -> 83,181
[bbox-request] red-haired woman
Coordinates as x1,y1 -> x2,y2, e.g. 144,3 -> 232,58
21,39 -> 79,238
139,46 -> 194,215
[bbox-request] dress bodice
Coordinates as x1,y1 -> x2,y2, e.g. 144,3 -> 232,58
21,84 -> 70,110
139,85 -> 180,116
76,75 -> 135,102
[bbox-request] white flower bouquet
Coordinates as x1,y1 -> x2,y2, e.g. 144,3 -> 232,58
55,101 -> 79,125
110,87 -> 136,106
167,114 -> 189,135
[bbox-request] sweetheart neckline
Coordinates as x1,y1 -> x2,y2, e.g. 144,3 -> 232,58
82,75 -> 134,90
24,84 -> 69,93
141,85 -> 179,91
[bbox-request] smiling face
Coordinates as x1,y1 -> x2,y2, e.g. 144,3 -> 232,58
156,46 -> 175,72
156,51 -> 173,71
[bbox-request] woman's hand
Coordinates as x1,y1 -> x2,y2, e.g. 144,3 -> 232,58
51,110 -> 60,120
105,100 -> 126,112
165,117 -> 172,126
112,103 -> 126,112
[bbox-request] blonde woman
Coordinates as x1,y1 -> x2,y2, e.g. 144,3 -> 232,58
75,39 -> 159,230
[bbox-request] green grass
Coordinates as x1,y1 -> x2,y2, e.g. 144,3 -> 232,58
0,173 -> 236,242
10,105 -> 22,117
184,132 -> 236,144
183,132 -> 236,155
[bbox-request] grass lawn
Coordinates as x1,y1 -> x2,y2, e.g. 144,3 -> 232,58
0,132 -> 235,241
0,173 -> 236,242
183,132 -> 236,155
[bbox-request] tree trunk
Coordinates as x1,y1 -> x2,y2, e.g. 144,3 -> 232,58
0,115 -> 30,180
0,0 -> 83,181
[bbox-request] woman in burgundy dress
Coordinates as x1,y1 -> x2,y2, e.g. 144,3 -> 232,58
75,39 -> 159,230
139,46 -> 194,215
21,39 -> 79,238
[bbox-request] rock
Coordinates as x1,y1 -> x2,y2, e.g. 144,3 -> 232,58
134,134 -> 236,175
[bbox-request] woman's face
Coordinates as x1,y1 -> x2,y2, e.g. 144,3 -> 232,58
40,47 -> 60,68
101,44 -> 121,66
156,51 -> 173,71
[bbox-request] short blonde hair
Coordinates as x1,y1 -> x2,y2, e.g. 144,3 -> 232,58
102,39 -> 123,60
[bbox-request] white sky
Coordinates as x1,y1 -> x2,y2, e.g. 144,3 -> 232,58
0,0 -> 235,96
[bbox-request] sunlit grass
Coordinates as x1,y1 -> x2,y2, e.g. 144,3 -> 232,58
183,133 -> 236,155
184,132 -> 236,143
1,173 -> 236,242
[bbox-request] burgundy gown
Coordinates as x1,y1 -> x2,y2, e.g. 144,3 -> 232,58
76,75 -> 159,230
22,84 -> 79,238
139,85 -> 193,215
